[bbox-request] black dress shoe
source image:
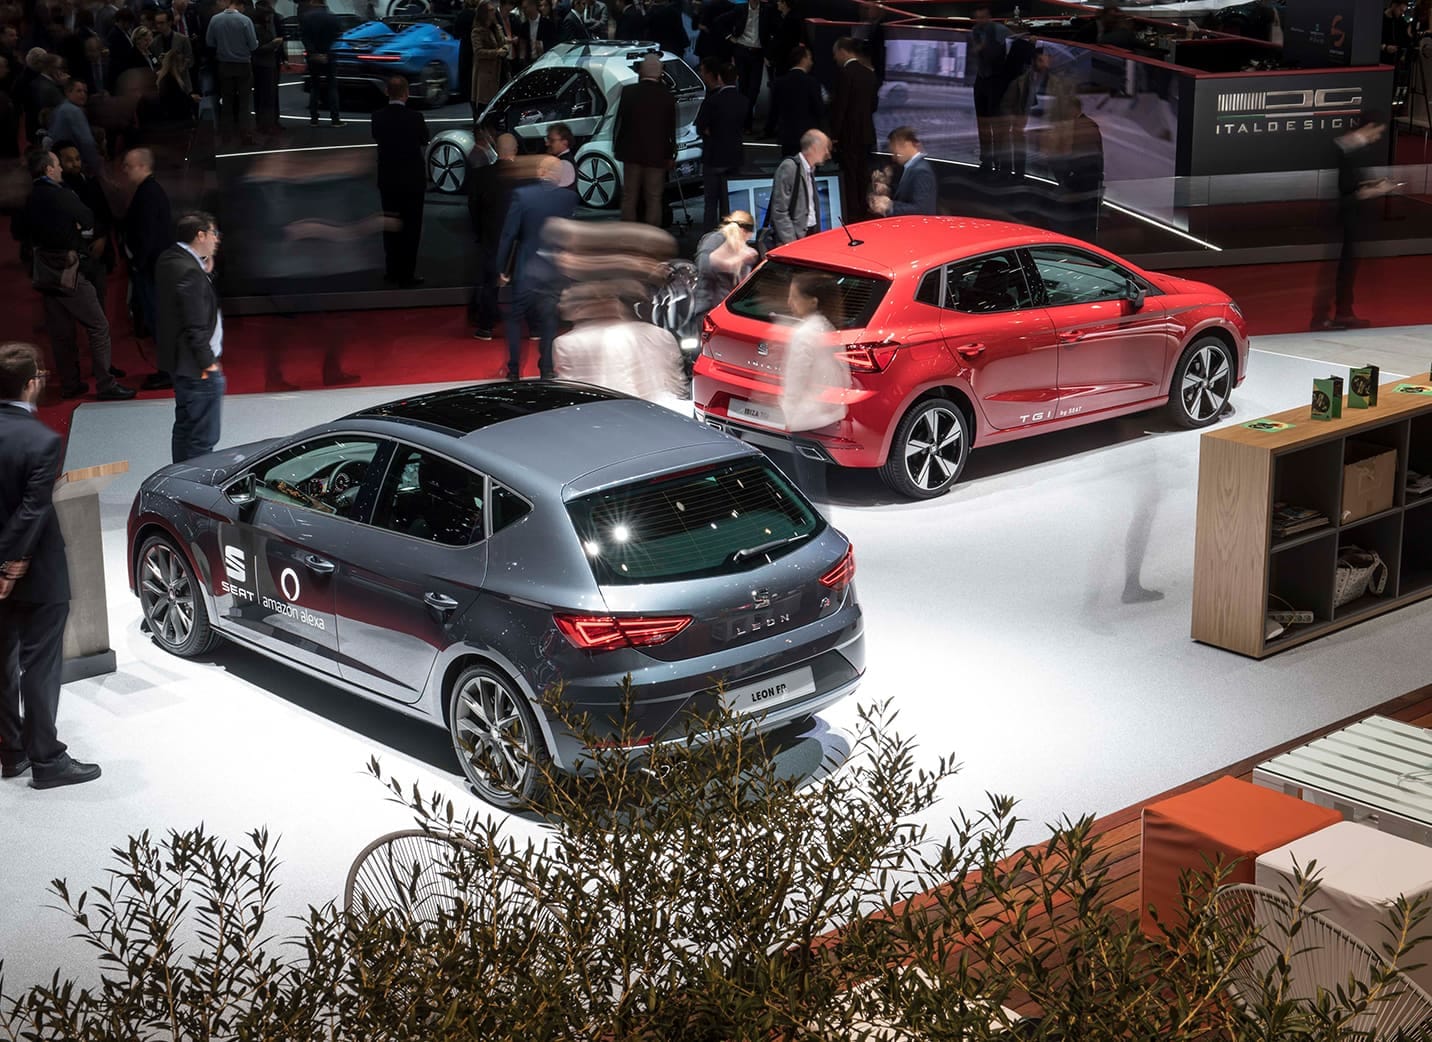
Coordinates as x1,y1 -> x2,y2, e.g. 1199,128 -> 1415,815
142,372 -> 173,390
96,384 -> 137,401
310,115 -> 320,126
2,758 -> 30,778
31,758 -> 101,789
108,364 -> 126,378
61,382 -> 89,399
398,276 -> 427,288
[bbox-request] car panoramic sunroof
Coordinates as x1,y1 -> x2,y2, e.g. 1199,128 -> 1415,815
354,383 -> 627,436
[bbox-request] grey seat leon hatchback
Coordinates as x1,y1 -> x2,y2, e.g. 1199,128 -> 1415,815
127,382 -> 865,807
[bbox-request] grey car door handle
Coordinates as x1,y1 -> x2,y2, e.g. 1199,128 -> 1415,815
424,592 -> 459,612
303,554 -> 336,574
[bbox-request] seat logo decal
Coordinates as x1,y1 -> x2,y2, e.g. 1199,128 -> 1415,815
224,544 -> 246,583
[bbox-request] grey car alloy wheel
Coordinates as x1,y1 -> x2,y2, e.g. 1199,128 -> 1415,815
428,140 -> 466,193
449,665 -> 547,807
139,542 -> 194,648
576,153 -> 620,209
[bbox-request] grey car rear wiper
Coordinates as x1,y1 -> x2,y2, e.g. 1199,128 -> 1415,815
728,534 -> 807,564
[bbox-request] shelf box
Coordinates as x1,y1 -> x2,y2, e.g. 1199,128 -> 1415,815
1341,442 -> 1396,525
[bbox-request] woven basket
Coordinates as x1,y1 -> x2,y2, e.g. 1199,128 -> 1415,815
1333,546 -> 1388,608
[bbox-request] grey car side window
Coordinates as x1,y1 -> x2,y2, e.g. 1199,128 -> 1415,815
250,437 -> 383,521
942,252 -> 1033,314
1027,246 -> 1132,306
372,447 -> 487,547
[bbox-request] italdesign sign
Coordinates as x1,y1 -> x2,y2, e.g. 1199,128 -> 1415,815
1213,87 -> 1365,137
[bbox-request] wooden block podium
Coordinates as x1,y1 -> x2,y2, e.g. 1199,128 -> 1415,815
54,461 -> 128,684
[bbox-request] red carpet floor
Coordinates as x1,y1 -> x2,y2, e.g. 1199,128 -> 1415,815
3,242 -> 1429,440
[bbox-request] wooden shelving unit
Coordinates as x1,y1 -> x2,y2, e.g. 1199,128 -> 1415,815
1192,373 -> 1432,657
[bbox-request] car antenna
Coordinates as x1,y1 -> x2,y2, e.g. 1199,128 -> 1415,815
840,219 -> 863,247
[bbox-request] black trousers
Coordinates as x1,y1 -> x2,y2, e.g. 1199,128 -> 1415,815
506,284 -> 559,378
41,275 -> 116,393
703,166 -> 733,232
0,599 -> 70,768
307,58 -> 340,119
973,75 -> 1004,168
380,188 -> 425,282
217,60 -> 254,136
837,145 -> 869,223
253,61 -> 280,132
1313,204 -> 1363,322
469,248 -> 499,331
732,43 -> 762,129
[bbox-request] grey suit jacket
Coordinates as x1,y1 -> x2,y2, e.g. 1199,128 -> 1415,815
768,155 -> 814,246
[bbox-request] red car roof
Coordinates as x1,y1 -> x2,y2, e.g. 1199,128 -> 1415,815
766,216 -> 1080,281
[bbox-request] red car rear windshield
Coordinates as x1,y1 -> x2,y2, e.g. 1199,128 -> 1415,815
724,261 -> 889,330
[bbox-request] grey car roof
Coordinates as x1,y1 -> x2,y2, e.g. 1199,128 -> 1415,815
345,383 -> 756,496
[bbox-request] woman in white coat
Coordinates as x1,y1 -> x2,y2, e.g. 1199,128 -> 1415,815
779,270 -> 852,509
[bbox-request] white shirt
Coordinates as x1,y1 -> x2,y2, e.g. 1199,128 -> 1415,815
781,313 -> 851,432
179,242 -> 224,359
734,2 -> 759,48
798,152 -> 817,230
2,400 -> 36,414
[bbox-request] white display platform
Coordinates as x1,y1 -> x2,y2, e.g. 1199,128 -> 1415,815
4,334 -> 1431,991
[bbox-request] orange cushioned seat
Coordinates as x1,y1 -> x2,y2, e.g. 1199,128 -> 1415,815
1139,775 -> 1342,936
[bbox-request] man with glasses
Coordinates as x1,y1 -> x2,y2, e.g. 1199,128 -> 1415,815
0,341 -> 103,790
156,212 -> 226,462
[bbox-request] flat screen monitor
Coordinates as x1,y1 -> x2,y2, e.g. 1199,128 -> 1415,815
724,173 -> 844,233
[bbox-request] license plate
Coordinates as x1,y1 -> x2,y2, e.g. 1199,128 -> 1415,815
722,666 -> 816,714
728,398 -> 785,430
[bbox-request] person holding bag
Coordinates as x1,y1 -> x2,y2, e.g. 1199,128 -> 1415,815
17,149 -> 133,401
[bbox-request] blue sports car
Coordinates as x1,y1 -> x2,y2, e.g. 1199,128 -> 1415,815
331,21 -> 459,108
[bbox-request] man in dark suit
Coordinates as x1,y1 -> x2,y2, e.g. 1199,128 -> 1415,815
156,211 -> 225,463
371,76 -> 430,287
830,36 -> 877,222
510,0 -> 556,73
496,155 -> 576,379
695,57 -> 745,232
299,0 -> 342,125
17,149 -> 134,402
645,0 -> 688,57
121,148 -> 173,383
0,342 -> 102,790
870,125 -> 935,217
613,53 -> 675,227
767,127 -> 828,245
611,0 -> 646,40
768,43 -> 822,158
56,140 -> 118,315
466,131 -> 524,339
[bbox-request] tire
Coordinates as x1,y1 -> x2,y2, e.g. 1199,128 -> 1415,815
136,535 -> 220,657
447,663 -> 549,809
412,61 -> 448,109
1167,337 -> 1235,429
575,152 -> 621,210
879,398 -> 971,499
427,139 -> 467,193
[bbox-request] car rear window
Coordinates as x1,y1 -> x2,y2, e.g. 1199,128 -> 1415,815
724,260 -> 889,331
568,459 -> 822,585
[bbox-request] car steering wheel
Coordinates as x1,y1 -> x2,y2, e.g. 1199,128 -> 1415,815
272,478 -> 336,514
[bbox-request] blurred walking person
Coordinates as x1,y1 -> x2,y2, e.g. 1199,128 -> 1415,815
613,53 -> 675,227
694,208 -> 755,320
780,269 -> 850,510
497,155 -> 576,379
157,211 -> 225,462
1313,117 -> 1399,331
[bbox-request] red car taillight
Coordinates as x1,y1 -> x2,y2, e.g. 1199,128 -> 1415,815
700,314 -> 716,344
554,613 -> 693,651
819,546 -> 856,591
837,343 -> 897,373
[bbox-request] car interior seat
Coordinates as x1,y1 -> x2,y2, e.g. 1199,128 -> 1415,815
965,258 -> 1018,313
404,455 -> 484,546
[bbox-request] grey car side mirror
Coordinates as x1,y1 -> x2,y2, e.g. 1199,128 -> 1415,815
225,472 -> 257,507
1126,279 -> 1146,311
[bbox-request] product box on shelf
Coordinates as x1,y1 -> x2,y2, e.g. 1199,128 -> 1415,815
1313,376 -> 1344,420
1349,365 -> 1380,408
1341,441 -> 1396,523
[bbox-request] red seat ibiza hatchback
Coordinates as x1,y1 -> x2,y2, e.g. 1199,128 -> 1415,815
692,216 -> 1250,498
